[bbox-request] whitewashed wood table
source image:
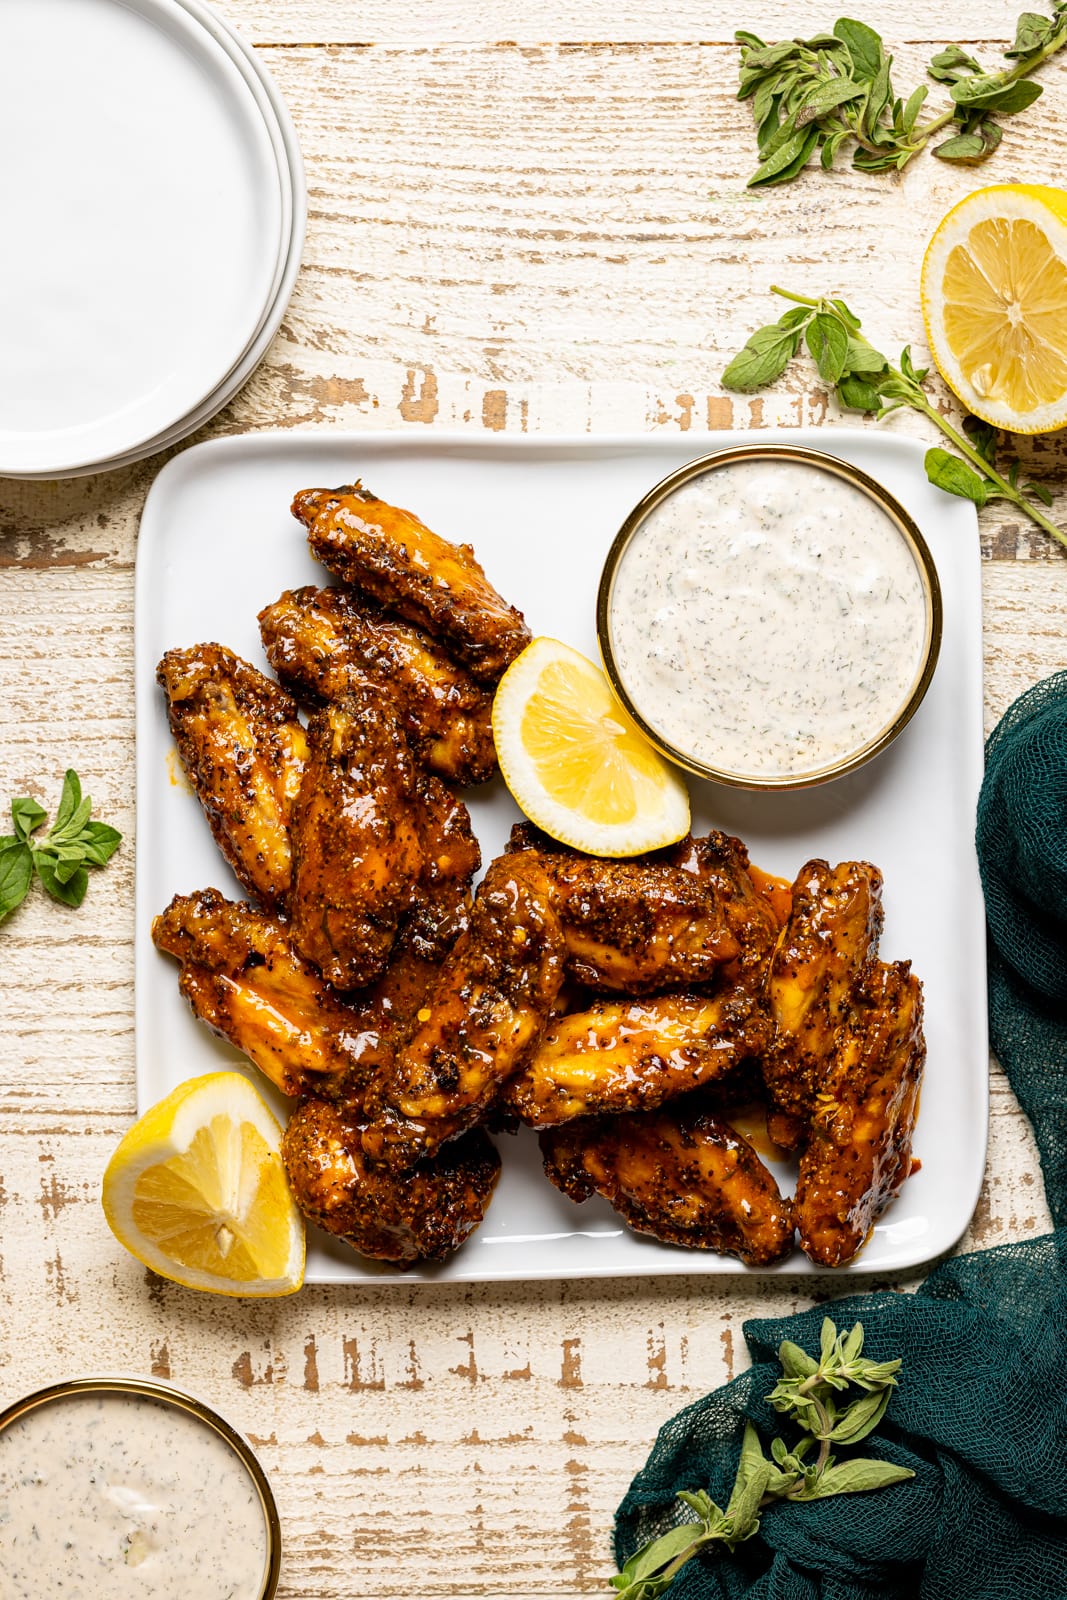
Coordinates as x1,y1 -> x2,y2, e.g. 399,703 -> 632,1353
0,3 -> 1063,1594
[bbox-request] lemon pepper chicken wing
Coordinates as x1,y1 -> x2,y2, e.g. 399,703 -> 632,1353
282,1099 -> 500,1267
258,586 -> 497,786
157,644 -> 308,912
151,889 -> 391,1103
516,848 -> 741,992
540,1105 -> 795,1267
504,989 -> 772,1128
289,682 -> 425,990
666,831 -> 782,999
405,772 -> 481,960
795,961 -> 925,1267
761,858 -> 884,1148
293,483 -> 530,682
362,853 -> 566,1167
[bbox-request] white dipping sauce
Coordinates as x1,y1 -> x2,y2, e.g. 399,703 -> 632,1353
0,1391 -> 269,1599
609,457 -> 929,779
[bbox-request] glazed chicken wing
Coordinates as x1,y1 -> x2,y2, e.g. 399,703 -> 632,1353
666,832 -> 782,999
283,1098 -> 500,1266
540,1105 -> 795,1266
795,960 -> 925,1267
761,859 -> 884,1148
362,854 -> 566,1167
289,682 -> 424,990
157,644 -> 308,912
405,773 -> 481,961
152,888 -> 390,1103
258,585 -> 497,786
293,483 -> 530,682
504,989 -> 772,1127
516,848 -> 740,992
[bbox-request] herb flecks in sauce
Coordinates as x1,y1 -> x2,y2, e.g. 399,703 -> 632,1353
610,459 -> 926,780
0,1392 -> 268,1599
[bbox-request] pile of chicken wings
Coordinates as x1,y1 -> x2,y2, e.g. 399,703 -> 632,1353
154,483 -> 926,1271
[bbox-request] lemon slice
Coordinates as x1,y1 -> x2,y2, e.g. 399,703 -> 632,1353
921,184 -> 1067,433
492,636 -> 690,856
102,1072 -> 304,1296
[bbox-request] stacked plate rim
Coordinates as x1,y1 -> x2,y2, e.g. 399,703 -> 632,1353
0,0 -> 305,481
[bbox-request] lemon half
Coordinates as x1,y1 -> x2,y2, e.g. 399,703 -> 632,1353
102,1072 -> 304,1296
921,183 -> 1067,433
492,637 -> 690,856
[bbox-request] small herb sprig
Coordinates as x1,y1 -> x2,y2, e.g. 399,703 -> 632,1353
737,8 -> 1067,186
612,1319 -> 912,1600
721,285 -> 1067,553
0,769 -> 122,922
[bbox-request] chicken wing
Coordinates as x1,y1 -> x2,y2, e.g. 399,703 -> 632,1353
362,853 -> 566,1167
540,1104 -> 795,1266
152,888 -> 390,1103
157,644 -> 308,912
795,960 -> 925,1267
405,773 -> 480,961
293,483 -> 530,682
282,1098 -> 500,1266
258,585 -> 497,786
761,859 -> 884,1148
512,848 -> 740,992
504,989 -> 771,1127
289,682 -> 424,989
666,831 -> 782,999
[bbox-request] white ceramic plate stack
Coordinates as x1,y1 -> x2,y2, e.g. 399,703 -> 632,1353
0,0 -> 305,481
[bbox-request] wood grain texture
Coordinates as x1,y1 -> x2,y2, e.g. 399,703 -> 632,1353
213,0 -> 1040,46
0,5 -> 1063,1596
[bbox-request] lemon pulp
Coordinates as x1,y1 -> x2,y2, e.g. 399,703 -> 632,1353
102,1072 -> 304,1296
922,184 -> 1067,432
493,637 -> 690,856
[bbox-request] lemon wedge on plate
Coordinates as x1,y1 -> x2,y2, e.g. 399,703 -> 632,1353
921,184 -> 1067,433
492,636 -> 690,856
102,1072 -> 304,1296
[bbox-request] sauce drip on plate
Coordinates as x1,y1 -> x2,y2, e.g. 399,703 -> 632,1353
609,457 -> 929,780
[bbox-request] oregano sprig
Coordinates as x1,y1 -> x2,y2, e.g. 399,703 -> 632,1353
721,285 -> 1067,554
0,769 -> 122,923
737,7 -> 1067,186
612,1319 -> 912,1600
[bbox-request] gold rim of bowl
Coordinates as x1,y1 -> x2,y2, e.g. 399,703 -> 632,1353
595,443 -> 944,791
0,1375 -> 282,1599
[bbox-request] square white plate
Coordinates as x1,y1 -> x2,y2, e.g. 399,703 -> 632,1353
136,429 -> 987,1282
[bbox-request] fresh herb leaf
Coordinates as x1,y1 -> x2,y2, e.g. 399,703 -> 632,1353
805,313 -> 850,383
735,5 -> 1067,185
52,768 -> 82,835
834,17 -> 884,81
927,44 -> 983,83
12,796 -> 47,841
925,447 -> 990,505
721,321 -> 802,390
0,840 -> 33,922
837,375 -> 884,412
79,821 -> 123,868
801,1458 -> 915,1498
34,855 -> 89,909
0,770 -> 122,928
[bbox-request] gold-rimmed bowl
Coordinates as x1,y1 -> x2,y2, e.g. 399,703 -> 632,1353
0,1375 -> 281,1598
596,443 -> 943,790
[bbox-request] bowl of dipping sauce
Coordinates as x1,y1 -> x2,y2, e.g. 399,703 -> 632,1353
0,1376 -> 281,1599
597,444 -> 942,789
